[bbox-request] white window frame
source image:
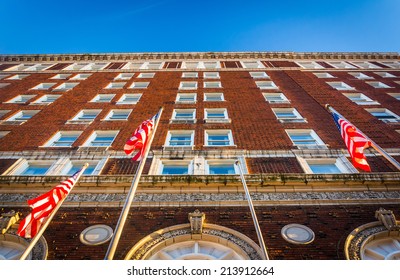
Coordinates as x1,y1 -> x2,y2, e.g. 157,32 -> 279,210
182,72 -> 198,78
365,108 -> 400,123
43,131 -> 82,147
373,72 -> 396,78
50,74 -> 71,80
6,74 -> 30,80
1,110 -> 40,124
286,129 -> 327,149
263,92 -> 290,104
388,93 -> 400,101
204,130 -> 234,147
272,108 -> 306,123
327,81 -> 355,91
256,81 -> 278,89
30,94 -> 61,105
206,160 -> 239,175
114,73 -> 135,80
313,72 -> 334,78
250,72 -> 270,79
129,81 -> 150,89
349,72 -> 374,80
104,82 -> 126,89
351,61 -> 381,69
366,81 -> 392,89
179,81 -> 197,90
170,109 -> 196,123
176,93 -> 197,104
203,72 -> 220,79
103,109 -> 132,121
69,109 -> 101,123
343,93 -> 379,105
158,160 -> 193,175
327,61 -> 357,69
137,73 -> 155,78
52,82 -> 79,91
204,81 -> 222,88
116,93 -> 142,104
81,130 -> 119,147
90,94 -> 115,103
298,157 -> 356,174
164,130 -> 194,149
31,83 -> 56,90
204,92 -> 224,102
9,160 -> 55,176
5,95 -> 36,104
296,61 -> 324,69
380,61 -> 400,69
122,62 -> 145,70
70,73 -> 91,80
241,61 -> 265,69
203,61 -> 220,69
59,159 -> 100,176
204,108 -> 230,123
142,62 -> 164,69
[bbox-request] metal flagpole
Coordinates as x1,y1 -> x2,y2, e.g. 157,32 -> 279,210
235,160 -> 269,260
20,163 -> 89,260
326,104 -> 400,171
104,107 -> 163,260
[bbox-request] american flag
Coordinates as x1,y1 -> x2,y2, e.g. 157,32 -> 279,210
17,169 -> 83,238
332,111 -> 371,172
124,113 -> 157,161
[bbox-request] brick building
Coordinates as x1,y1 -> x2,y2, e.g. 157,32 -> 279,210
0,52 -> 399,260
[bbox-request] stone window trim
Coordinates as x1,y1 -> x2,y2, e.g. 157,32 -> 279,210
296,155 -> 358,174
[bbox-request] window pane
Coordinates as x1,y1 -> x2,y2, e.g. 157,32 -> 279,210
309,164 -> 341,174
169,135 -> 191,146
209,164 -> 235,175
21,165 -> 51,175
67,165 -> 95,175
208,134 -> 229,145
162,165 -> 188,175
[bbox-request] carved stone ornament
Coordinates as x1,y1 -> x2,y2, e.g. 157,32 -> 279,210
375,208 -> 400,231
0,210 -> 20,234
188,209 -> 205,234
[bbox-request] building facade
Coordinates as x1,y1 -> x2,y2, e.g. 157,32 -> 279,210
0,52 -> 399,260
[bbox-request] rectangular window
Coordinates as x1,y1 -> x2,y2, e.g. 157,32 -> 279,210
52,82 -> 79,91
44,131 -> 82,147
2,110 -> 40,124
143,62 -> 164,69
366,81 -> 391,88
263,92 -> 290,104
327,61 -> 356,69
31,83 -> 56,90
6,74 -> 30,80
122,62 -> 145,70
272,108 -> 306,123
203,72 -> 220,79
241,61 -> 264,68
165,131 -> 194,148
137,73 -> 155,78
114,73 -> 135,80
204,108 -> 230,123
31,95 -> 61,105
286,129 -> 326,149
130,82 -> 150,89
207,160 -> 237,175
51,74 -> 71,80
388,93 -> 400,101
300,158 -> 353,174
91,94 -> 115,103
256,81 -> 278,89
203,62 -> 220,69
69,109 -> 101,123
70,74 -> 91,80
117,93 -> 142,104
179,81 -> 197,90
176,93 -> 196,104
381,61 -> 400,69
204,81 -> 222,88
374,72 -> 396,78
62,160 -> 97,176
83,130 -> 119,147
19,162 -> 53,175
170,109 -> 196,123
296,61 -> 324,69
160,161 -> 190,175
327,81 -> 355,91
103,109 -> 131,121
182,62 -> 201,69
365,108 -> 400,123
250,72 -> 270,79
105,82 -> 126,89
5,95 -> 36,104
205,130 -> 234,146
182,72 -> 198,78
313,72 -> 334,78
204,92 -> 224,102
343,93 -> 379,105
351,62 -> 381,69
349,72 -> 373,80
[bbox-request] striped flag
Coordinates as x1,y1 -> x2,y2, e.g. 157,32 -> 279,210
124,113 -> 157,161
332,111 -> 371,172
17,169 -> 83,238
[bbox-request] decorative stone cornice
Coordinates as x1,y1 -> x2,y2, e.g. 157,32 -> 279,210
0,51 -> 399,63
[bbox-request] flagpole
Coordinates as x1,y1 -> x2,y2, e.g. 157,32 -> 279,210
19,163 -> 89,260
104,107 -> 163,260
326,104 -> 400,171
235,160 -> 269,260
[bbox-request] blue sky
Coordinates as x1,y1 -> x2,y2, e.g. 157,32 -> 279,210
0,0 -> 399,54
